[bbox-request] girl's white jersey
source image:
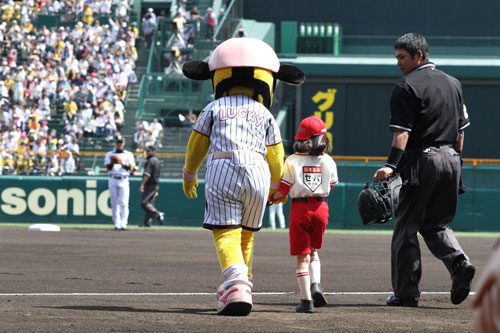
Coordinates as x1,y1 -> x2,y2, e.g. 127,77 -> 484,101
281,153 -> 338,198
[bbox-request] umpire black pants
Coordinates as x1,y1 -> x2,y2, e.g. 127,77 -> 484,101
141,184 -> 160,224
391,146 -> 468,298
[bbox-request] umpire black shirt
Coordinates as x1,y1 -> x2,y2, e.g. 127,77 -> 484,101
389,62 -> 470,149
144,155 -> 161,185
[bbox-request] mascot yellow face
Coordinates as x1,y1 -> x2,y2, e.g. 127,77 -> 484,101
182,37 -> 305,109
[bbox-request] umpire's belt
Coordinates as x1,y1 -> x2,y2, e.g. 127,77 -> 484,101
212,151 -> 265,161
111,176 -> 128,180
425,143 -> 454,149
292,197 -> 328,203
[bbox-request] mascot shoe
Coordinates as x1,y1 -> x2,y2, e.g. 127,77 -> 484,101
217,284 -> 253,316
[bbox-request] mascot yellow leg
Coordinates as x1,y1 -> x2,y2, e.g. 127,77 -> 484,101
241,229 -> 254,279
213,228 -> 253,316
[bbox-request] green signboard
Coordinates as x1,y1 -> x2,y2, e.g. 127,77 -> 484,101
300,82 -> 394,156
0,169 -> 499,232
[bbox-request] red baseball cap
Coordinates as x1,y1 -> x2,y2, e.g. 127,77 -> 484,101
295,116 -> 327,140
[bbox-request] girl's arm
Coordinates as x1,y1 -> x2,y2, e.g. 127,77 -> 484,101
271,181 -> 291,202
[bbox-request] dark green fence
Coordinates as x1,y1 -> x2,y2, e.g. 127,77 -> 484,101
1,164 -> 499,231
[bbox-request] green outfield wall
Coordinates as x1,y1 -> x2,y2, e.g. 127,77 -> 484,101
0,164 -> 498,231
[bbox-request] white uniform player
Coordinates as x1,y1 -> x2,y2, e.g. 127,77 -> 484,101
194,94 -> 281,230
104,136 -> 136,230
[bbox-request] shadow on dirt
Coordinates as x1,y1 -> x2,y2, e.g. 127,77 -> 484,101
38,305 -> 216,315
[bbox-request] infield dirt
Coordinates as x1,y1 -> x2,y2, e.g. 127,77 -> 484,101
0,227 -> 494,332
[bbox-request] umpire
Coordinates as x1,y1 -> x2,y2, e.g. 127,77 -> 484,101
373,33 -> 475,307
139,145 -> 164,227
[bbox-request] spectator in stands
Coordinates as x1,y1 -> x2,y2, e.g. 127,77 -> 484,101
187,110 -> 197,127
168,11 -> 188,48
47,152 -> 59,176
115,0 -> 130,22
103,108 -> 116,139
39,120 -> 49,137
13,141 -> 28,175
129,5 -> 138,23
179,110 -> 195,129
60,149 -> 76,174
186,30 -> 195,48
170,0 -> 186,18
33,136 -> 47,158
189,5 -> 201,20
64,121 -> 79,140
134,127 -> 147,150
0,61 -> 11,80
112,95 -> 125,115
13,65 -> 25,104
32,150 -> 47,175
129,21 -> 139,41
204,7 -> 218,40
48,134 -> 58,151
83,114 -> 98,141
142,8 -> 157,48
64,96 -> 78,122
95,111 -> 107,138
165,46 -> 183,75
82,4 -> 94,25
135,117 -> 149,131
0,145 -> 6,174
38,97 -> 52,120
150,118 -> 163,147
112,107 -> 122,129
66,135 -> 80,156
0,1 -> 139,176
144,128 -> 157,148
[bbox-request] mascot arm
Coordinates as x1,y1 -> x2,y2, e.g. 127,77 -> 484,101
266,142 -> 287,204
183,131 -> 210,199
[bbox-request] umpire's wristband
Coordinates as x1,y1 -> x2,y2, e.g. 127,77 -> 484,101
385,147 -> 404,170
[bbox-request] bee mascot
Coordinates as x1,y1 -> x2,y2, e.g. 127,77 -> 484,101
182,37 -> 305,316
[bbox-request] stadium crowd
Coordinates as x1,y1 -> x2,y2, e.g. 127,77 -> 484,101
0,0 -> 138,175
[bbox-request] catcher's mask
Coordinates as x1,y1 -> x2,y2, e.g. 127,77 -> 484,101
357,174 -> 402,225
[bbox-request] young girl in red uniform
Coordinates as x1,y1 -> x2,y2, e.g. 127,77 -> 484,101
271,115 -> 338,313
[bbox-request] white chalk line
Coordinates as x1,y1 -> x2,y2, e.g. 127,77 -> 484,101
0,291 -> 476,297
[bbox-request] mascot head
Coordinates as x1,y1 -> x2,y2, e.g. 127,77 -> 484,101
182,37 -> 305,109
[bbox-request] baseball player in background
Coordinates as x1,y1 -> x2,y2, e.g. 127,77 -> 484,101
139,144 -> 164,227
268,203 -> 286,229
181,37 -> 305,316
271,116 -> 339,313
105,136 -> 137,230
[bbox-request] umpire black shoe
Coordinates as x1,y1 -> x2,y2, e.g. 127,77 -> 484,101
386,294 -> 419,307
296,299 -> 314,313
310,283 -> 327,307
157,212 -> 165,225
450,260 -> 476,305
140,218 -> 153,227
